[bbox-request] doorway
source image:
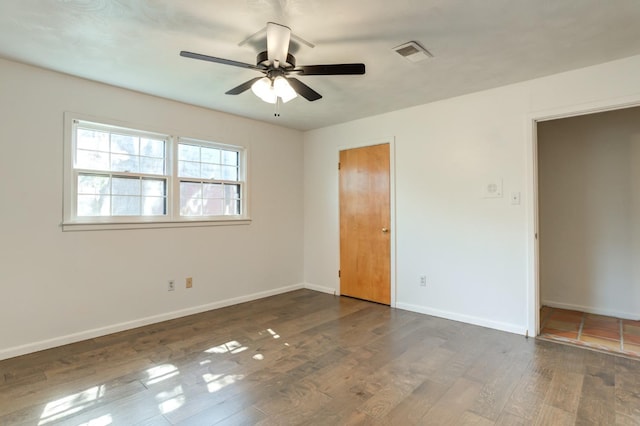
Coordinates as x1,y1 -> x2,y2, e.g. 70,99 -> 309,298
339,143 -> 391,304
534,106 -> 640,356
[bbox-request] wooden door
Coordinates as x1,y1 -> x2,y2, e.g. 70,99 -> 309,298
339,143 -> 391,304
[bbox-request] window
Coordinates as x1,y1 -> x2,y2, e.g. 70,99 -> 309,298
63,115 -> 248,230
177,140 -> 242,217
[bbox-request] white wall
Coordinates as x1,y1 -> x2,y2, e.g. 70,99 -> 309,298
0,58 -> 304,359
538,107 -> 640,319
303,54 -> 640,335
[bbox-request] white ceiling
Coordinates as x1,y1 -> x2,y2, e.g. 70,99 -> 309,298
2,1 -> 640,131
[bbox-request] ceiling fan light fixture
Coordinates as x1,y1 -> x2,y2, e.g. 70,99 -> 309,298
274,76 -> 297,103
251,77 -> 277,103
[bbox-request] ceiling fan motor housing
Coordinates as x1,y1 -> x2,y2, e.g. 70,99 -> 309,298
257,51 -> 296,69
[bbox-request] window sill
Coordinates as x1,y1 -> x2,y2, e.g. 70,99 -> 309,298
61,218 -> 252,232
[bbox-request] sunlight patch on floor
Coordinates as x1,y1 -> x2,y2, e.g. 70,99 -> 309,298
77,414 -> 113,426
38,385 -> 106,425
202,373 -> 244,393
145,364 -> 179,386
205,340 -> 248,354
156,385 -> 185,414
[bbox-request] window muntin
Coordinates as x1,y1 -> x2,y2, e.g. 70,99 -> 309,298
66,117 -> 247,226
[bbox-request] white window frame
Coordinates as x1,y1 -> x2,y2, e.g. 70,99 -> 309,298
174,137 -> 248,221
62,113 -> 250,231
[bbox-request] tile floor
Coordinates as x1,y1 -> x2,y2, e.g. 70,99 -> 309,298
539,306 -> 640,359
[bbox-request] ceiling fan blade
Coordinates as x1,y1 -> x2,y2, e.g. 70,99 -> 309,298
225,77 -> 263,95
294,63 -> 365,75
287,77 -> 322,102
180,51 -> 265,71
266,22 -> 291,65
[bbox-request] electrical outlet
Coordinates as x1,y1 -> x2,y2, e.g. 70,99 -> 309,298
168,280 -> 175,291
419,276 -> 427,287
186,277 -> 193,288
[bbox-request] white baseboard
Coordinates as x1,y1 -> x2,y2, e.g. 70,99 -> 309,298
541,300 -> 640,321
0,283 -> 305,361
396,302 -> 527,336
304,282 -> 338,295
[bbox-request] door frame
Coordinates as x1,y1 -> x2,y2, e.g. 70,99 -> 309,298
525,95 -> 640,336
337,137 -> 397,308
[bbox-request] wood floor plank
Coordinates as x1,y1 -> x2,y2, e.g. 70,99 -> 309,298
0,289 -> 638,425
420,377 -> 484,424
468,354 -> 529,421
209,406 -> 266,426
534,404 -> 575,426
458,411 -> 495,425
575,365 -> 616,424
495,411 -> 528,426
383,379 -> 449,425
501,361 -> 553,421
543,369 -> 584,414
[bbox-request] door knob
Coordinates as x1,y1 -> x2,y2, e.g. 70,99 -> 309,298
382,228 -> 389,233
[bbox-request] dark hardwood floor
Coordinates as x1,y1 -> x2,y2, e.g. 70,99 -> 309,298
1,290 -> 639,425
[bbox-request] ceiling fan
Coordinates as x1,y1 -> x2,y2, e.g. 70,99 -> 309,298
180,22 -> 365,105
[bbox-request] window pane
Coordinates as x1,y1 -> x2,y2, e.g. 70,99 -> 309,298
221,166 -> 238,181
140,138 -> 165,158
111,153 -> 139,173
178,160 -> 200,178
201,163 -> 220,180
140,157 -> 165,175
76,150 -> 110,170
180,197 -> 202,216
179,144 -> 200,162
112,177 -> 140,195
223,198 -> 240,215
201,147 -> 220,164
142,196 -> 166,215
203,199 -> 224,216
180,182 -> 202,199
224,184 -> 240,199
222,150 -> 238,166
142,179 -> 165,196
203,183 -> 223,198
111,134 -> 139,155
77,129 -> 109,152
112,195 -> 140,216
77,174 -> 109,195
180,182 -> 202,216
77,194 -> 110,216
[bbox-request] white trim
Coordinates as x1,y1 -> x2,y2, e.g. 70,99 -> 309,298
61,218 -> 251,232
304,282 -> 338,295
526,93 -> 640,337
0,283 -> 304,361
397,302 -> 526,336
524,113 -> 539,337
542,300 -> 640,321
337,137 -> 397,308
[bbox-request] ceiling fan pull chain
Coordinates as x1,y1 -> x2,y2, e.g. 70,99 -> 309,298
274,97 -> 280,117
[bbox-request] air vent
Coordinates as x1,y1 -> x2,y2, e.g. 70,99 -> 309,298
393,41 -> 433,63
